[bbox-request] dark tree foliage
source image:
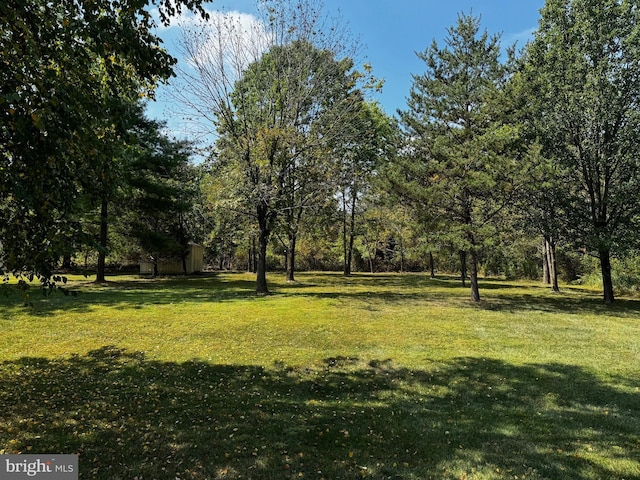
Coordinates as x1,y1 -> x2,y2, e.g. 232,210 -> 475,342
0,0 -> 206,283
125,117 -> 197,276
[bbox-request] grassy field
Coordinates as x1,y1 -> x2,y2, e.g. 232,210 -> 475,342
0,272 -> 639,479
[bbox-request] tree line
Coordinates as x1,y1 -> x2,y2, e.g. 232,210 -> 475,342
2,0 -> 639,303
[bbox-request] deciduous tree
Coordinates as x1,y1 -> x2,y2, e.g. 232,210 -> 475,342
174,0 -> 374,294
338,101 -> 398,276
216,39 -> 361,292
524,0 -> 640,304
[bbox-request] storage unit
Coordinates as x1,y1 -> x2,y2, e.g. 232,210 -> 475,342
139,244 -> 204,275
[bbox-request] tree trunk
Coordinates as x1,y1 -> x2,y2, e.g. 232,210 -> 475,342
346,203 -> 356,275
61,254 -> 72,270
429,251 -> 435,279
341,191 -> 349,275
256,230 -> 269,295
285,205 -> 304,283
599,247 -> 615,304
469,247 -> 480,302
459,250 -> 467,287
344,236 -> 353,276
342,190 -> 357,276
542,237 -> 550,285
363,236 -> 375,273
248,236 -> 257,273
255,206 -> 270,295
286,235 -> 296,282
547,237 -> 560,293
95,199 -> 108,283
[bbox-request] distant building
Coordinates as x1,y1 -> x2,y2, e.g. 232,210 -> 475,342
139,243 -> 204,275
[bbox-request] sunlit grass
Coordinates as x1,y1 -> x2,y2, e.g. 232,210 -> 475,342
1,272 -> 639,479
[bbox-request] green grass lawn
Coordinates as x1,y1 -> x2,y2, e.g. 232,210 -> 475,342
1,272 -> 639,479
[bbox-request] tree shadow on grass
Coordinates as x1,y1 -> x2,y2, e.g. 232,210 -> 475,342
477,290 -> 640,318
0,347 -> 638,479
281,274 -> 640,319
0,274 -> 260,317
3,272 -> 640,319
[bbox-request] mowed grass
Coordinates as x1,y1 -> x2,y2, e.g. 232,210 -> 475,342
0,272 -> 639,479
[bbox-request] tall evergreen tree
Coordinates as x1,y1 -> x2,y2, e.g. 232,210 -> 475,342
125,117 -> 196,276
397,12 -> 522,302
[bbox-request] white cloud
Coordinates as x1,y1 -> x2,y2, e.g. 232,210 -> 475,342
176,9 -> 272,78
151,7 -> 273,145
504,26 -> 537,48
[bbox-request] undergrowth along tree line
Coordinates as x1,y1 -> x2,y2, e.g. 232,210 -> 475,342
2,0 -> 640,303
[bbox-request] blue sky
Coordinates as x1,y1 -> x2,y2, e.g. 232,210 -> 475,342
149,0 -> 545,130
315,0 -> 545,115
